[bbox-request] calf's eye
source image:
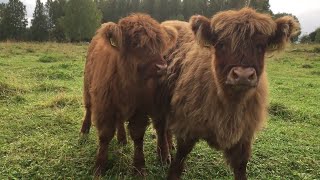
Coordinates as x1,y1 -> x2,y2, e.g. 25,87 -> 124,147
256,44 -> 264,53
215,43 -> 224,50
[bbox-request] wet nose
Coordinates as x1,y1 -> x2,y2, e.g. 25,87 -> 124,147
226,67 -> 257,86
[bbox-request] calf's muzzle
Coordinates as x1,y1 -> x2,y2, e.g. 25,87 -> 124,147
226,67 -> 258,87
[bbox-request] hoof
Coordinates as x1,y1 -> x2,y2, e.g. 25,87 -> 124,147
117,138 -> 128,146
93,164 -> 107,178
133,167 -> 147,177
79,132 -> 89,145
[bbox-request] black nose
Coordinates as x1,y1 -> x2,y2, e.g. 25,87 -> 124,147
226,67 -> 257,87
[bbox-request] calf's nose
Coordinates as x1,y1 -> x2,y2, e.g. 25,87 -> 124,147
226,67 -> 257,86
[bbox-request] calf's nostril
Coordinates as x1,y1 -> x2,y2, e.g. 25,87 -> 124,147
248,73 -> 255,81
156,64 -> 167,70
232,70 -> 239,80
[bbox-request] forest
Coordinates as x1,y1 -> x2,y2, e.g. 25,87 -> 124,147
2,0 -> 318,42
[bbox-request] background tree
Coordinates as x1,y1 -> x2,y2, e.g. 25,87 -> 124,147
46,0 -> 66,41
141,0 -> 156,17
315,30 -> 320,43
168,0 -> 183,20
300,34 -> 311,43
31,0 -> 49,41
97,0 -> 117,22
309,28 -> 320,42
249,0 -> 272,14
128,0 -> 140,14
0,0 -> 27,40
62,0 -> 102,42
0,3 -> 5,38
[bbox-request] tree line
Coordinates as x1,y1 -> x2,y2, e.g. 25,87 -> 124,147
0,0 -> 311,42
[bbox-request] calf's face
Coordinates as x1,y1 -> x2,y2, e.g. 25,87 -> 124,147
102,14 -> 177,79
190,8 -> 299,93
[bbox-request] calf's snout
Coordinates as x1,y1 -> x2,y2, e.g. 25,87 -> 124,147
226,67 -> 258,87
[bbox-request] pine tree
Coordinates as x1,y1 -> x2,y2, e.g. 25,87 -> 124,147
141,0 -> 156,17
315,30 -> 320,43
158,0 -> 169,21
0,0 -> 27,40
31,0 -> 49,41
128,0 -> 140,13
249,0 -> 272,14
168,0 -> 182,20
63,0 -> 102,41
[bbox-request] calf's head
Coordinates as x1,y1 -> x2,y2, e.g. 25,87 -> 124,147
98,14 -> 177,79
190,8 -> 299,94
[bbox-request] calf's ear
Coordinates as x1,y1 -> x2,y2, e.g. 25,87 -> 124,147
268,16 -> 300,51
161,25 -> 178,52
189,15 -> 215,47
99,22 -> 122,49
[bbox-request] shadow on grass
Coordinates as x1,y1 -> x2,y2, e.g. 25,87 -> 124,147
0,81 -> 27,103
35,83 -> 70,93
268,102 -> 314,123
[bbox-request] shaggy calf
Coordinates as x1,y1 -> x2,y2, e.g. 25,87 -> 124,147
80,14 -> 177,176
161,8 -> 299,180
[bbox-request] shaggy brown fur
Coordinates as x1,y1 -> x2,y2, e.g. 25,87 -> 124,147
79,13 -> 177,176
160,8 -> 299,180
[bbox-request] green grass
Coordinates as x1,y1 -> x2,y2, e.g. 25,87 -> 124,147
0,42 -> 319,179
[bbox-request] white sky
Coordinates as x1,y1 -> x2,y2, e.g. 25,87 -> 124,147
1,0 -> 320,33
269,0 -> 320,34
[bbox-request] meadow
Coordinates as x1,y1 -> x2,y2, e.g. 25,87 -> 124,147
0,42 -> 319,179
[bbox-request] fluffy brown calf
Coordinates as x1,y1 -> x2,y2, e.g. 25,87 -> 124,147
80,14 -> 177,176
161,8 -> 299,180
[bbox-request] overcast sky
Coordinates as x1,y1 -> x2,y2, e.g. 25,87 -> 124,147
1,0 -> 319,34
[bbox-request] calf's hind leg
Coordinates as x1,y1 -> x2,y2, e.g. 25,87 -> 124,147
80,107 -> 91,134
116,119 -> 127,145
152,117 -> 171,164
128,112 -> 149,176
80,84 -> 92,135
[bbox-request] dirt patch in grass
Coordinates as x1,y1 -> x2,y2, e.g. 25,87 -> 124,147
35,83 -> 70,93
301,64 -> 313,69
34,70 -> 74,80
38,55 -> 60,63
45,95 -> 81,109
0,82 -> 26,100
310,71 -> 320,76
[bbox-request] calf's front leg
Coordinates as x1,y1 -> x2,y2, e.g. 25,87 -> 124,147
223,139 -> 252,180
93,112 -> 116,177
128,112 -> 149,176
167,137 -> 197,180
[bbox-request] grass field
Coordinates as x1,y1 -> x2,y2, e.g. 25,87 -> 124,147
0,42 -> 319,179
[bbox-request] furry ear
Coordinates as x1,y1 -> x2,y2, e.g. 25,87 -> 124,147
98,22 -> 122,49
189,15 -> 215,47
161,25 -> 178,52
268,16 -> 300,50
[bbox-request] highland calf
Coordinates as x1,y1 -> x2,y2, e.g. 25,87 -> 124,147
80,14 -> 177,176
161,8 -> 299,180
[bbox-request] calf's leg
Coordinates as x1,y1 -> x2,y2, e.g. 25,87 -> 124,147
80,107 -> 91,134
128,112 -> 149,176
116,119 -> 127,145
93,113 -> 117,176
223,139 -> 252,180
167,137 -> 197,180
153,117 -> 171,164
